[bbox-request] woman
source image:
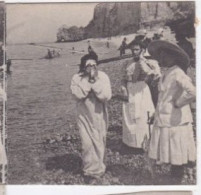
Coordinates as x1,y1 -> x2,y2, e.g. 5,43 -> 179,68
70,54 -> 112,183
120,40 -> 160,152
148,40 -> 196,177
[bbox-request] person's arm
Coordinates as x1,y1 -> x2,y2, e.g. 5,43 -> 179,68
174,71 -> 196,108
117,86 -> 129,102
70,75 -> 91,100
121,60 -> 130,87
91,72 -> 112,102
149,60 -> 161,79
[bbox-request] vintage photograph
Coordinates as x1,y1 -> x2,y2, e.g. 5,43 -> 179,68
6,2 -> 196,185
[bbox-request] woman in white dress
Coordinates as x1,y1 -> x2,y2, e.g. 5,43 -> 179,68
148,40 -> 196,177
70,54 -> 112,183
120,41 -> 161,152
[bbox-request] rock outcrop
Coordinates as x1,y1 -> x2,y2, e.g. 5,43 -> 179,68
85,2 -> 141,38
57,25 -> 86,42
56,2 -> 195,42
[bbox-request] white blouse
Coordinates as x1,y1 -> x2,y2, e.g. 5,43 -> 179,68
154,65 -> 196,127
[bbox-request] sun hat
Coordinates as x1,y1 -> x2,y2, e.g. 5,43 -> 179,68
148,40 -> 190,69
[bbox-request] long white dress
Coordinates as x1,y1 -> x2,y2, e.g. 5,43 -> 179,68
122,58 -> 160,148
148,65 -> 196,165
70,71 -> 112,177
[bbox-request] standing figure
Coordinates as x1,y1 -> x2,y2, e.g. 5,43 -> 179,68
6,59 -> 12,73
47,49 -> 52,59
70,54 -> 112,183
148,41 -> 196,178
120,40 -> 161,151
152,33 -> 161,41
88,46 -> 98,62
119,37 -> 127,57
106,41 -> 110,48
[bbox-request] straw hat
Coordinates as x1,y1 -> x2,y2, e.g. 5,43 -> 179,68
148,40 -> 190,69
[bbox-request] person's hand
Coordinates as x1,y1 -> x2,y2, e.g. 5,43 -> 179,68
174,101 -> 180,108
121,86 -> 128,96
147,113 -> 154,124
89,68 -> 98,83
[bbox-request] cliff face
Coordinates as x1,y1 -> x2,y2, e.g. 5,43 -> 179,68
85,2 -> 141,38
57,2 -> 195,42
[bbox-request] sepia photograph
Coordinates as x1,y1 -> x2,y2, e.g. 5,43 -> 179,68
6,2 -> 196,185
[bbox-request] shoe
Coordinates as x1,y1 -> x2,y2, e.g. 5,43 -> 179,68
83,175 -> 101,185
171,165 -> 184,178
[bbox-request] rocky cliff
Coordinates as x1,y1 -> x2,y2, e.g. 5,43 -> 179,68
57,2 -> 195,42
85,2 -> 141,38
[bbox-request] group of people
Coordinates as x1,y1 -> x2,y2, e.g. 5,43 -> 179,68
119,29 -> 164,57
70,39 -> 196,184
46,48 -> 61,59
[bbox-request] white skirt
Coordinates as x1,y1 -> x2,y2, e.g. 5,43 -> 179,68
148,123 -> 196,165
122,81 -> 155,148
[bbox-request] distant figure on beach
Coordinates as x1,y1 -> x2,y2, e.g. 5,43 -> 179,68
87,40 -> 91,48
6,59 -> 12,73
120,40 -> 161,152
70,54 -> 112,184
72,47 -> 75,54
106,41 -> 110,48
148,40 -> 196,178
152,33 -> 161,41
88,46 -> 98,62
47,49 -> 53,59
119,37 -> 127,57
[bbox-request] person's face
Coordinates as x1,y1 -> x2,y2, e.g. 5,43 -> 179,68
132,45 -> 142,59
85,59 -> 97,75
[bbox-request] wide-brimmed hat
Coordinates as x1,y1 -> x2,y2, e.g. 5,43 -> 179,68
148,40 -> 190,69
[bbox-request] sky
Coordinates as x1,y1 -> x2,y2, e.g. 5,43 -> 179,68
6,3 -> 97,44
